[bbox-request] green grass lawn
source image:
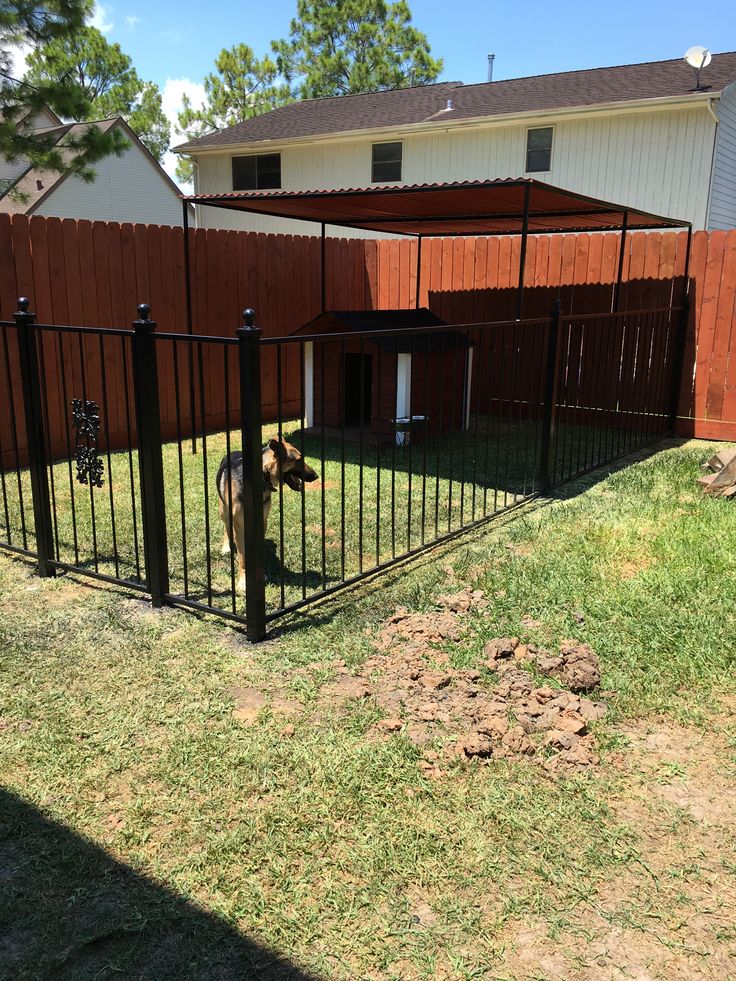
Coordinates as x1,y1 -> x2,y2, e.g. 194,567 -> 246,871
0,413 -> 658,621
1,438 -> 734,979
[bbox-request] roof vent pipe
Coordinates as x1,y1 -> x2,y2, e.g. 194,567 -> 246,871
446,98 -> 454,110
487,53 -> 495,82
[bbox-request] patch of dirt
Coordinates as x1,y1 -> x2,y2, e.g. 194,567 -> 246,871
230,687 -> 303,726
497,710 -> 736,980
346,593 -> 608,776
305,524 -> 337,536
305,480 -> 339,491
615,555 -> 653,580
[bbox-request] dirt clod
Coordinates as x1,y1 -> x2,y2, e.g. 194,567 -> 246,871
484,637 -> 519,666
459,737 -> 494,759
437,588 -> 485,612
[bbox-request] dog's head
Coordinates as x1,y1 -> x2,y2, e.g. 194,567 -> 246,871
263,438 -> 318,492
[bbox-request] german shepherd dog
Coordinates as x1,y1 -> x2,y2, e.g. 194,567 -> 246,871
216,438 -> 318,590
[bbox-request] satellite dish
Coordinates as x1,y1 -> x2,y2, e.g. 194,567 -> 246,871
684,45 -> 712,89
684,45 -> 712,69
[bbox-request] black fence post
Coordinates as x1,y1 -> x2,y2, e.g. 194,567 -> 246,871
670,293 -> 690,433
131,303 -> 169,606
238,308 -> 266,642
14,298 -> 55,577
538,299 -> 562,493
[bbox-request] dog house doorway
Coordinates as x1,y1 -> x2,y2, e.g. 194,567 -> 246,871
344,353 -> 372,428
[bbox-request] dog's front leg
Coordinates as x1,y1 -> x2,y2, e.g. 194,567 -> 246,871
232,508 -> 246,592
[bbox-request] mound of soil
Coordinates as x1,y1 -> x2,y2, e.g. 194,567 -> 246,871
365,592 -> 607,777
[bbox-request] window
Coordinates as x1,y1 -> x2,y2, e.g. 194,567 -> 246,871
371,141 -> 402,183
232,153 -> 281,190
526,127 -> 553,173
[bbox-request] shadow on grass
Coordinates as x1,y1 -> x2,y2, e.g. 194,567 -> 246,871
0,787 -> 321,980
267,436 -> 683,638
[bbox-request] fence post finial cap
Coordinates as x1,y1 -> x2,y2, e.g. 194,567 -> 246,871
137,302 -> 151,321
243,308 -> 256,327
17,297 -> 29,313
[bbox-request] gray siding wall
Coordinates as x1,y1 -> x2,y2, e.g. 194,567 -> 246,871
35,140 -> 184,226
709,82 -> 736,229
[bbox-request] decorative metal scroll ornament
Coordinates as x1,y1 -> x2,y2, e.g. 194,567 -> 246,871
71,398 -> 104,487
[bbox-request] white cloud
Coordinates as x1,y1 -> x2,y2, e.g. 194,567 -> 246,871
90,3 -> 114,34
125,15 -> 140,30
7,41 -> 33,79
162,77 -> 207,133
160,78 -> 207,193
161,29 -> 182,44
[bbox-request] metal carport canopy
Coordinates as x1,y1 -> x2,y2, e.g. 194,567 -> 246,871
183,178 -> 690,236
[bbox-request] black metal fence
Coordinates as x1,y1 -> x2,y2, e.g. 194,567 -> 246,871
0,297 -> 686,640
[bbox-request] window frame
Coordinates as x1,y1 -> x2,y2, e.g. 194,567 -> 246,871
231,152 -> 282,191
371,140 -> 403,184
525,126 -> 554,175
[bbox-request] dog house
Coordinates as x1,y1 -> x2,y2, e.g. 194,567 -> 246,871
292,308 -> 472,443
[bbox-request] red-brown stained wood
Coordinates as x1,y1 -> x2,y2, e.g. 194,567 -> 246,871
1,217 -> 735,461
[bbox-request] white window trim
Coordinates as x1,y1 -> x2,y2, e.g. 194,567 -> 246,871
524,125 -> 554,175
371,140 -> 404,184
231,151 -> 282,191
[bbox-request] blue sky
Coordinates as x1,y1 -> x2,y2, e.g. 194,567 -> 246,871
87,0 -> 736,183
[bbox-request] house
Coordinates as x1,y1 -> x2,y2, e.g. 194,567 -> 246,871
174,52 -> 736,234
0,109 -> 188,226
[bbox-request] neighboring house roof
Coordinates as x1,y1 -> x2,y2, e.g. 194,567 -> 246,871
0,119 -> 118,215
0,115 -> 191,217
174,51 -> 736,152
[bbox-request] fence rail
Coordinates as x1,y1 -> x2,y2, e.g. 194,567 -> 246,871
0,295 -> 685,639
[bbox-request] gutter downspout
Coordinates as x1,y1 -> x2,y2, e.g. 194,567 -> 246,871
704,97 -> 720,229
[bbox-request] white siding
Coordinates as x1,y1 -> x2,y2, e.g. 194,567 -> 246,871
709,82 -> 736,229
193,103 -> 717,233
27,108 -> 62,130
35,139 -> 184,226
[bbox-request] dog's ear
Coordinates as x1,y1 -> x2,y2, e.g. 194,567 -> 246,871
268,437 -> 286,459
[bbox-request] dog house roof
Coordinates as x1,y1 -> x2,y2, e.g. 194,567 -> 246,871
184,178 -> 689,237
294,308 -> 472,352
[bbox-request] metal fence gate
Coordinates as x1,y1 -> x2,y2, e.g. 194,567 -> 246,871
0,296 -> 687,640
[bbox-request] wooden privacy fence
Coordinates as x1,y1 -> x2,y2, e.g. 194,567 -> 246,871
0,214 -> 735,459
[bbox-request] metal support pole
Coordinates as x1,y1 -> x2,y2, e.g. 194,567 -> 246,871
183,200 -> 197,454
612,210 -> 629,313
183,200 -> 193,334
132,303 -> 169,606
516,183 -> 531,321
415,236 -> 423,309
320,222 -> 326,314
15,298 -> 55,577
682,224 -> 693,301
238,308 -> 266,642
670,293 -> 690,434
538,299 -> 562,493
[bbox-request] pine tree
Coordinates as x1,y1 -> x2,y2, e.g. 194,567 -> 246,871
1,1 -> 127,193
26,25 -> 170,161
272,0 -> 443,99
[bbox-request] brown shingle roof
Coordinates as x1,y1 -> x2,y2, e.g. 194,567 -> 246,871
0,119 -> 118,215
174,52 -> 736,152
